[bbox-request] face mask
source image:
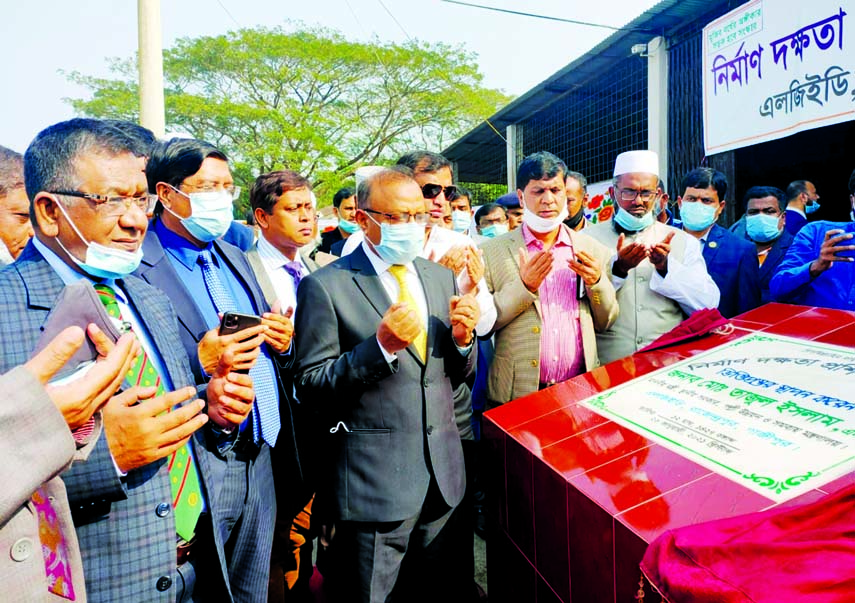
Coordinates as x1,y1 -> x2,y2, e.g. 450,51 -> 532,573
746,214 -> 783,243
166,188 -> 234,242
613,206 -> 654,232
805,201 -> 821,215
522,206 -> 569,234
55,201 -> 143,279
451,210 -> 471,233
369,219 -> 425,265
480,223 -> 509,238
338,218 -> 361,234
564,206 -> 585,230
680,202 -> 718,232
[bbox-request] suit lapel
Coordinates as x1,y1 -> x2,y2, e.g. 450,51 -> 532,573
414,258 -> 445,366
702,224 -> 724,266
15,243 -> 66,313
350,246 -> 393,319
139,230 -> 210,342
215,239 -> 268,314
246,244 -> 279,307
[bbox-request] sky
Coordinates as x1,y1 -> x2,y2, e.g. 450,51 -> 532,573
1,0 -> 660,152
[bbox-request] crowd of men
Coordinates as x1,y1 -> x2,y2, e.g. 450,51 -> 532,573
1,117 -> 854,603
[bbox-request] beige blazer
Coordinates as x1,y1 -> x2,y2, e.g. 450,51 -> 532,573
481,226 -> 618,406
0,366 -> 100,602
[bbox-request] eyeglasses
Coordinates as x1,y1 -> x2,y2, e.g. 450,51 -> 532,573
180,184 -> 242,200
364,208 -> 431,226
421,183 -> 458,201
618,188 -> 659,202
50,190 -> 157,216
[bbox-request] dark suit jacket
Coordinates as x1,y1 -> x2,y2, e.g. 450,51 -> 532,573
757,230 -> 794,304
329,237 -> 347,257
701,224 -> 761,318
785,209 -> 808,235
222,221 -> 256,251
293,246 -> 474,523
0,243 -> 233,602
136,224 -> 305,517
318,228 -> 344,255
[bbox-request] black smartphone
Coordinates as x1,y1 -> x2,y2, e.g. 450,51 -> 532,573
219,311 -> 262,336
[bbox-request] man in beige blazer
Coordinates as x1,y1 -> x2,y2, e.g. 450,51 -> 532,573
482,152 -> 618,407
1,325 -> 136,602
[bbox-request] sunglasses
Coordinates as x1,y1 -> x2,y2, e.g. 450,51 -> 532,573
421,183 -> 458,201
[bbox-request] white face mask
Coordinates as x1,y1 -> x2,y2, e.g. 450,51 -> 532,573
166,188 -> 234,242
54,200 -> 143,279
522,206 -> 569,234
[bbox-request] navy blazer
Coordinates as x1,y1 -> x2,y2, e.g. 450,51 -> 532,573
701,224 -> 762,318
0,242 -> 233,602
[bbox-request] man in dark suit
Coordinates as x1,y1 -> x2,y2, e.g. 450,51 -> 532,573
318,187 -> 358,255
784,180 -> 820,235
0,118 -> 256,601
730,186 -> 794,304
294,167 -> 479,603
677,167 -> 761,318
137,138 -> 303,602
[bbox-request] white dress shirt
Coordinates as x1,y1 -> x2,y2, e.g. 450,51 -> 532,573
255,232 -> 308,313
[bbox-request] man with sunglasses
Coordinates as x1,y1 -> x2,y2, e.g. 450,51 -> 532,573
136,137 -> 303,602
586,151 -> 720,364
0,118 -> 256,601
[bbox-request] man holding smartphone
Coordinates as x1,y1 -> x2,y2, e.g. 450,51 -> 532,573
138,137 -> 303,602
0,118 -> 256,602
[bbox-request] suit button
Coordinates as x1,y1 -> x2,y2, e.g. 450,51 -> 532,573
532,326 -> 540,334
426,426 -> 434,435
530,359 -> 538,367
10,538 -> 33,561
156,502 -> 171,517
156,576 -> 172,591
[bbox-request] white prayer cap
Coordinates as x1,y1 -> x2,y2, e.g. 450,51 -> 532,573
355,166 -> 385,192
613,150 -> 660,178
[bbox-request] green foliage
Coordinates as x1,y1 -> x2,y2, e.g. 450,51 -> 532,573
458,182 -> 509,207
66,25 -> 512,214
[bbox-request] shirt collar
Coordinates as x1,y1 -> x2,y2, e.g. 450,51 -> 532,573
155,219 -> 212,271
32,236 -> 128,303
788,206 -> 807,219
522,223 -> 572,250
360,239 -> 416,277
257,232 -> 307,271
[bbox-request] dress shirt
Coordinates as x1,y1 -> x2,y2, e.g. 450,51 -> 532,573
0,240 -> 13,266
33,237 -> 207,509
521,225 -> 584,384
609,222 -> 720,315
255,232 -> 308,313
769,221 -> 855,310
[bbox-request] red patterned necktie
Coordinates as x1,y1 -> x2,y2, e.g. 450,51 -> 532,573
93,284 -> 203,541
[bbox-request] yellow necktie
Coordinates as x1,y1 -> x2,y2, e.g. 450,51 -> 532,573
388,265 -> 427,361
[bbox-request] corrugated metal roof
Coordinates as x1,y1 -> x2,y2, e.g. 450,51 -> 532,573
444,0 -> 738,181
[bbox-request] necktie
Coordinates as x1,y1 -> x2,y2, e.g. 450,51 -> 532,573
284,260 -> 304,291
94,284 -> 203,542
31,487 -> 75,599
388,265 -> 427,361
197,250 -> 280,446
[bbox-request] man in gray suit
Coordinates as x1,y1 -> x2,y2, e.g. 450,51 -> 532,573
0,118 -> 257,601
294,167 -> 479,603
1,325 -> 136,602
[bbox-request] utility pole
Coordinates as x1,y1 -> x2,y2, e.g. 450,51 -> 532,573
138,0 -> 165,137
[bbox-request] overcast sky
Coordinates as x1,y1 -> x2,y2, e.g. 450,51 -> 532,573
2,0 -> 660,151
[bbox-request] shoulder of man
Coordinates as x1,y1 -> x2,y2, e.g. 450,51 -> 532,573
569,227 -> 612,258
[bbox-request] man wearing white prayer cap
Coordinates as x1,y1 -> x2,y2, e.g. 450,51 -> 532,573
586,150 -> 720,363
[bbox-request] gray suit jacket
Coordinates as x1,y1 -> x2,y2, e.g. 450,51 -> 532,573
480,227 -> 619,405
294,246 -> 474,523
0,366 -> 94,602
0,242 -> 231,602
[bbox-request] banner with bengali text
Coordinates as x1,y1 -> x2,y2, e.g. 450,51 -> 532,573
581,333 -> 855,503
702,0 -> 853,155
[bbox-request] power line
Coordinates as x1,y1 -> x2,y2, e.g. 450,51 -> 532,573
376,0 -> 413,40
214,0 -> 241,28
440,0 -> 653,33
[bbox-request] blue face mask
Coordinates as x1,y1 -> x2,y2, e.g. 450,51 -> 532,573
451,210 -> 471,233
167,188 -> 234,242
805,201 -> 821,215
746,214 -> 783,243
480,223 -> 508,238
55,201 -> 144,279
338,218 -> 361,234
680,202 -> 718,232
367,216 -> 425,265
613,206 -> 654,232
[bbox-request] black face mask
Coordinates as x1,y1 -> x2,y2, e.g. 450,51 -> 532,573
564,206 -> 585,230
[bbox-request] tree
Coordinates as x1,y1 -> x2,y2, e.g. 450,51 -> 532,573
66,25 -> 512,213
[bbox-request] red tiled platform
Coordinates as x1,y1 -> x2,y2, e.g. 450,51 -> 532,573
483,304 -> 855,603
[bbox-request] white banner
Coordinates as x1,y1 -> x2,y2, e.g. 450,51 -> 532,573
581,333 -> 855,503
702,0 -> 853,155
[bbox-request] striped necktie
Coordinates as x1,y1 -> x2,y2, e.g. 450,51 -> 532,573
94,284 -> 203,542
197,249 -> 280,446
388,265 -> 427,361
